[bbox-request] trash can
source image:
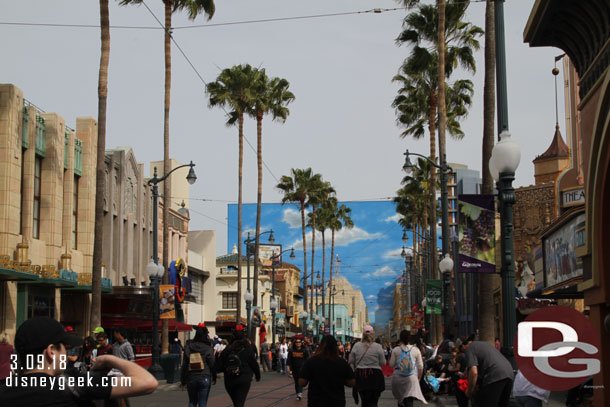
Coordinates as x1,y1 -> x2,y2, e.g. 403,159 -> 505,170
160,353 -> 181,383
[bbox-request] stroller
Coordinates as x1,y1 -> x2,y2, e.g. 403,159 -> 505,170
420,374 -> 440,401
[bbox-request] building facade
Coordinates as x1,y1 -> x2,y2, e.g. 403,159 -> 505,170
187,230 -> 217,337
0,84 -> 98,339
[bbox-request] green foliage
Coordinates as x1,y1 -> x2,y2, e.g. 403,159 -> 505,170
119,0 -> 215,21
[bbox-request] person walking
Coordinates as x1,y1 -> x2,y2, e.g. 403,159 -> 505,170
349,325 -> 386,407
298,335 -> 356,407
79,336 -> 97,371
512,370 -> 550,407
180,325 -> 216,407
287,337 -> 310,400
0,332 -> 14,385
260,341 -> 271,372
279,337 -> 289,375
390,330 -> 427,407
217,326 -> 260,407
463,338 -> 514,407
108,328 -> 136,407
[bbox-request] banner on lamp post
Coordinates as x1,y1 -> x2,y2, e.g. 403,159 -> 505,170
457,194 -> 496,273
159,284 -> 176,319
425,279 -> 442,315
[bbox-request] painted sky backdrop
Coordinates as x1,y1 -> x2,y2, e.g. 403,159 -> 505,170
227,201 -> 441,323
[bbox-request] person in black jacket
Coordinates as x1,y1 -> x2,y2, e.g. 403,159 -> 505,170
217,327 -> 261,407
180,325 -> 216,407
287,337 -> 310,400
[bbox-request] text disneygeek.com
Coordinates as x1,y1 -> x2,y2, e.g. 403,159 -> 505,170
4,373 -> 131,391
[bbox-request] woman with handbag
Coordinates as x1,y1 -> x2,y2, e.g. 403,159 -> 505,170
348,325 -> 386,407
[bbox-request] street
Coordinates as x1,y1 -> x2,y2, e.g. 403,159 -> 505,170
130,372 -> 442,407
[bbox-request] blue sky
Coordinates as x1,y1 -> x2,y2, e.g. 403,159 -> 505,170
227,201 -> 434,322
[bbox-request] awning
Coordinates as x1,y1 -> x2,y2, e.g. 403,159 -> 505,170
101,317 -> 193,332
0,267 -> 40,281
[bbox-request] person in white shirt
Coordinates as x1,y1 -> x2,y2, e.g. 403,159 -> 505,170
390,330 -> 427,407
512,370 -> 550,407
279,338 -> 289,375
349,325 -> 387,407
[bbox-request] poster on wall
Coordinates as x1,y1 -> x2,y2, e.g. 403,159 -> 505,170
457,194 -> 496,273
258,244 -> 282,266
543,212 -> 585,288
425,280 -> 442,315
159,285 -> 175,320
250,306 -> 262,328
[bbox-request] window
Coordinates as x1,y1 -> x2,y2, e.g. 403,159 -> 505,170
222,292 -> 237,309
72,175 -> 79,249
33,156 -> 42,239
20,148 -> 26,234
336,318 -> 342,329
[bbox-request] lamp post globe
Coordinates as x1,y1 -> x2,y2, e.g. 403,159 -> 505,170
186,162 -> 197,185
492,131 -> 521,174
270,298 -> 278,311
439,254 -> 454,273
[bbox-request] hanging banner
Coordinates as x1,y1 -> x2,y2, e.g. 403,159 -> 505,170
250,306 -> 262,328
159,284 -> 176,319
275,312 -> 286,336
457,194 -> 496,273
258,244 -> 282,267
425,280 -> 442,315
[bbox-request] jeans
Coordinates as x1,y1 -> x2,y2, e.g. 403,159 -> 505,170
515,396 -> 542,407
187,377 -> 211,407
472,378 -> 513,407
280,358 -> 287,374
293,367 -> 303,394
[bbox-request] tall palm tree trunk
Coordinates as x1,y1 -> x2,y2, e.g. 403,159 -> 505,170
479,0 -> 496,344
253,115 -> 263,308
321,230 -> 326,319
237,114 -> 244,324
161,0 -> 172,354
329,229 -> 335,323
91,0 -> 110,332
300,203 -> 308,321
310,207 -> 316,316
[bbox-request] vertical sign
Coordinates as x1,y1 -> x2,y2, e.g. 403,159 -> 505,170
425,280 -> 442,315
457,194 -> 496,273
159,285 -> 176,319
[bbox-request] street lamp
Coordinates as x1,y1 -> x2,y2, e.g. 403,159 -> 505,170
147,161 -> 196,378
270,247 -> 295,346
244,230 -> 275,338
244,289 -> 254,337
145,259 -> 164,379
489,130 -> 520,366
439,254 -> 454,334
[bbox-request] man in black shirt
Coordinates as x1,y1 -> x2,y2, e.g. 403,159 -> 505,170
287,337 -> 310,400
299,336 -> 355,407
0,317 -> 158,406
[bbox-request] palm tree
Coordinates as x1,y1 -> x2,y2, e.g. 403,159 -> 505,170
305,179 -> 335,315
276,168 -> 321,321
311,195 -> 337,320
207,63 -> 258,325
91,0 -> 110,331
479,0 -> 496,344
249,72 -> 295,307
121,0 -> 215,355
328,203 -> 353,322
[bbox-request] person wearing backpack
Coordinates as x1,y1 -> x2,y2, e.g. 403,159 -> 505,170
348,325 -> 386,407
180,325 -> 216,407
390,330 -> 426,407
217,327 -> 260,407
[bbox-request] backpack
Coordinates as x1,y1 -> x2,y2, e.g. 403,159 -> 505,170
225,351 -> 242,376
188,346 -> 204,371
397,345 -> 415,377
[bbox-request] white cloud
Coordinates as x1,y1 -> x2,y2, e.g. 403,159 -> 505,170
289,225 -> 383,251
282,208 -> 308,229
374,266 -> 397,277
385,213 -> 402,223
366,294 -> 376,300
384,281 -> 393,287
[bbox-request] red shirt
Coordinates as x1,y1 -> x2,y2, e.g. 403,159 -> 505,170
0,342 -> 15,380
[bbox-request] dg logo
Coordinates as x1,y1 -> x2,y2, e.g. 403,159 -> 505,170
515,305 -> 601,391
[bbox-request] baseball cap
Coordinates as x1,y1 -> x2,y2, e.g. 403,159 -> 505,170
364,325 -> 374,334
15,317 -> 84,354
93,326 -> 105,334
65,326 -> 74,333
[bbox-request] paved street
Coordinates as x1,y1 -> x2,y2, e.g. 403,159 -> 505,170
130,372 -> 436,407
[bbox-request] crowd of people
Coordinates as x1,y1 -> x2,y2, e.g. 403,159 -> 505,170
0,319 -> 592,407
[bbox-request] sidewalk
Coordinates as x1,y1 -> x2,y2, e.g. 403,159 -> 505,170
436,391 -> 567,407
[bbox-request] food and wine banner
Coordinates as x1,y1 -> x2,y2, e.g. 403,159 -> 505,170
425,279 -> 442,315
457,194 -> 496,273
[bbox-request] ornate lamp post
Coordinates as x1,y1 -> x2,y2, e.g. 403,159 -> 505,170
314,314 -> 320,338
244,230 -> 274,338
300,310 -> 308,334
145,259 -> 165,379
270,247 -> 295,346
489,130 -> 520,366
439,254 -> 455,334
